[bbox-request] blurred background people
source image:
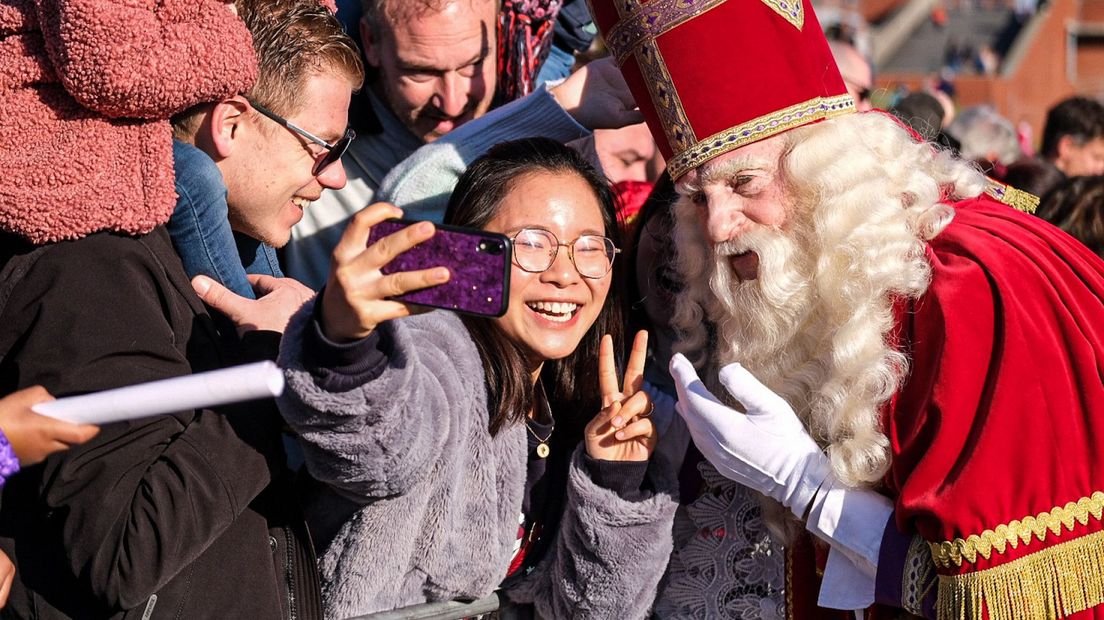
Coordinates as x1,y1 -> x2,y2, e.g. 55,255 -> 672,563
1036,174 -> 1104,257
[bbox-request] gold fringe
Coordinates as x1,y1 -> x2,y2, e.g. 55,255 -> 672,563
931,491 -> 1104,568
985,179 -> 1040,213
936,528 -> 1104,620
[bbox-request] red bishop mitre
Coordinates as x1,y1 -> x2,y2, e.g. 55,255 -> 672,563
586,0 -> 854,179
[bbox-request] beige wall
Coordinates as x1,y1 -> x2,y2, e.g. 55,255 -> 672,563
875,0 -> 1104,151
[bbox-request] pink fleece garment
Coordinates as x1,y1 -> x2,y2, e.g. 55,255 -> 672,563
0,0 -> 257,244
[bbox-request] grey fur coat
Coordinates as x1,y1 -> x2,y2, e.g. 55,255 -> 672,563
278,306 -> 677,619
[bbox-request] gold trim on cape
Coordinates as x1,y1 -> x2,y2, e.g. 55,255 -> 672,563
930,491 -> 1104,568
667,94 -> 855,179
984,179 -> 1040,213
936,528 -> 1104,620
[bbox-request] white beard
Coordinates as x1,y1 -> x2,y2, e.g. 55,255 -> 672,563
697,216 -> 903,486
672,111 -> 981,487
704,222 -> 823,421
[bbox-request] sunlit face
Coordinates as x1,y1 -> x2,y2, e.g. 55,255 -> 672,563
675,134 -> 791,281
483,171 -> 613,368
222,72 -> 353,247
364,0 -> 497,143
1057,136 -> 1104,177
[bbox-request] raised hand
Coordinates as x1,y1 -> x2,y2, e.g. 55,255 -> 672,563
550,56 -> 643,130
668,353 -> 829,513
669,354 -> 893,583
585,331 -> 656,462
0,386 -> 99,467
320,203 -> 450,342
193,273 -> 315,335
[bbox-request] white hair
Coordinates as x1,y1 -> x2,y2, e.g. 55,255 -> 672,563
947,105 -> 1023,165
672,112 -> 988,487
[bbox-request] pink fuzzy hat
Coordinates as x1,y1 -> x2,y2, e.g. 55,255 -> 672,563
0,0 -> 257,244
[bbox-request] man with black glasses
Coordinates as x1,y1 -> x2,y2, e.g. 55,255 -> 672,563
168,0 -> 363,311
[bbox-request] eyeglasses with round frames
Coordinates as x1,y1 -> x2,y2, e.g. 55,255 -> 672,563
510,228 -> 620,279
247,99 -> 355,177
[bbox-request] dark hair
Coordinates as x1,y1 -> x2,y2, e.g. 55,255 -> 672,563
172,0 -> 364,139
1036,175 -> 1104,257
890,92 -> 945,143
443,137 -> 625,437
625,171 -> 678,340
1041,97 -> 1104,160
1001,157 -> 1067,198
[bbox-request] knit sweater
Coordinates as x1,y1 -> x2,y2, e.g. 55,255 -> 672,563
0,0 -> 256,243
278,307 -> 678,618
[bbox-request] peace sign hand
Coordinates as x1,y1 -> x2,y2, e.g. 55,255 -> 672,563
320,203 -> 451,343
584,331 -> 656,462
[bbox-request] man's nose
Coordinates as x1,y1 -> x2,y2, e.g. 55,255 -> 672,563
316,159 -> 347,190
434,72 -> 468,118
704,197 -> 740,245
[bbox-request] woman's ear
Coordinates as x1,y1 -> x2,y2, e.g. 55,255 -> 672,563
206,96 -> 251,159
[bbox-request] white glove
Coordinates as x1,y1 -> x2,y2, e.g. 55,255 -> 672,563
669,354 -> 893,594
669,353 -> 832,516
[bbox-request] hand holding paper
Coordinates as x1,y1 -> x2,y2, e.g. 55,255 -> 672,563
0,386 -> 98,466
32,361 -> 285,425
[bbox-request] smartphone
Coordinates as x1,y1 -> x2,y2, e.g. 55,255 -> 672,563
366,219 -> 512,318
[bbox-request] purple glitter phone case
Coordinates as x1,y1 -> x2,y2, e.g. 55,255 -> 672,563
367,219 -> 512,317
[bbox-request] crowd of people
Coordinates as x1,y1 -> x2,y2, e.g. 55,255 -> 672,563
2,0 -> 1104,619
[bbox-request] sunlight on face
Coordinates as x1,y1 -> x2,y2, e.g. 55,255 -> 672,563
483,170 -> 613,369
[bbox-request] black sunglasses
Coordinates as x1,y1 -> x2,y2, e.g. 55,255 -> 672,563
248,99 -> 355,176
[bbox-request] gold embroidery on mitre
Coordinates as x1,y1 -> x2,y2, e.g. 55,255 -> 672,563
936,529 -> 1104,620
666,94 -> 855,179
984,179 -> 1040,213
761,0 -> 803,29
614,0 -> 642,19
604,0 -> 728,65
930,491 -> 1104,568
636,39 -> 697,157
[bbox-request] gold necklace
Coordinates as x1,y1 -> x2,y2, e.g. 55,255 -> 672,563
527,386 -> 554,458
526,419 -> 553,458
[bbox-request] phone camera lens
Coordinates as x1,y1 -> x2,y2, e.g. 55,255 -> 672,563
478,241 -> 504,255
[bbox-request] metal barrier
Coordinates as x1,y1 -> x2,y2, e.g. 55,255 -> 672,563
346,593 -> 504,620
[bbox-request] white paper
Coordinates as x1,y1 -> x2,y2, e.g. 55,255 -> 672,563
31,361 -> 285,425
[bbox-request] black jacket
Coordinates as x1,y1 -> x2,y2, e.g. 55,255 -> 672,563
0,228 -> 321,619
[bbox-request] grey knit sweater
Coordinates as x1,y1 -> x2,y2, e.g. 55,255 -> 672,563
277,306 -> 678,619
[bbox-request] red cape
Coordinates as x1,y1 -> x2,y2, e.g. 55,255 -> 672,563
885,193 -> 1104,617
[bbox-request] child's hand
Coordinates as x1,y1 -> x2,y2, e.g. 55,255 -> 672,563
0,386 -> 100,466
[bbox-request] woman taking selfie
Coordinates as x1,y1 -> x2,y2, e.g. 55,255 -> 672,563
277,138 -> 677,618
